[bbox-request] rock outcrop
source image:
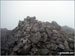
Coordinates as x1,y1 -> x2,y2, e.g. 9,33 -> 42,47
1,16 -> 74,55
1,28 -> 15,55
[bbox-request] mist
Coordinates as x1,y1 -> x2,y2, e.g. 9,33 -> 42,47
1,1 -> 74,30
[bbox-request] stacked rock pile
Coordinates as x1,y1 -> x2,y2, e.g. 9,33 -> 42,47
1,16 -> 74,55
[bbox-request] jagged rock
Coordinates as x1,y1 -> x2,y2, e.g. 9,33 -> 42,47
58,44 -> 65,50
31,23 -> 40,32
29,32 -> 41,44
64,40 -> 71,51
1,16 -> 74,55
22,43 -> 31,54
69,42 -> 74,50
45,28 -> 52,38
51,21 -> 61,30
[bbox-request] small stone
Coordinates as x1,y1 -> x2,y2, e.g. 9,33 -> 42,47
39,27 -> 45,33
50,43 -> 58,50
26,27 -> 31,32
31,47 -> 38,54
46,44 -> 51,48
58,44 -> 65,50
52,30 -> 58,34
40,48 -> 49,54
46,28 -> 52,37
20,38 -> 28,44
41,32 -> 48,42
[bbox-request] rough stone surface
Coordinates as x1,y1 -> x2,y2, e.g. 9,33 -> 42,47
1,16 -> 74,55
29,32 -> 41,44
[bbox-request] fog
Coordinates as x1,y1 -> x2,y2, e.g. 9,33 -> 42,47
1,1 -> 74,30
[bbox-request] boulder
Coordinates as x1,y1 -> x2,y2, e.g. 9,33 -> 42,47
29,32 -> 41,44
51,21 -> 61,30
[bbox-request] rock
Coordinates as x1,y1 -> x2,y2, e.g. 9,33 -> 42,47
39,48 -> 49,55
26,26 -> 31,32
51,21 -> 61,30
1,16 -> 74,55
39,27 -> 45,33
24,16 -> 36,24
46,43 -> 51,48
69,42 -> 74,50
58,44 -> 65,50
31,16 -> 36,20
41,22 -> 47,28
29,32 -> 41,44
67,39 -> 74,50
52,30 -> 58,34
64,40 -> 70,51
50,43 -> 58,51
16,30 -> 22,37
31,47 -> 38,54
1,28 -> 16,55
46,22 -> 52,29
31,23 -> 39,32
61,26 -> 75,35
22,43 -> 31,54
13,42 -> 24,52
45,28 -> 52,38
18,20 -> 23,27
20,38 -> 28,44
41,32 -> 48,42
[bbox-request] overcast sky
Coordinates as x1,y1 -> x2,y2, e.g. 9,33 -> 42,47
1,1 -> 74,30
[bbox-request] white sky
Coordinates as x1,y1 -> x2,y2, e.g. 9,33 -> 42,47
1,1 -> 74,30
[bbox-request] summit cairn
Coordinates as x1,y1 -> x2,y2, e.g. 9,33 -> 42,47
1,16 -> 74,55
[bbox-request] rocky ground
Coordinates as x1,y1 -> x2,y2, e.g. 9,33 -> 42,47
1,16 -> 74,55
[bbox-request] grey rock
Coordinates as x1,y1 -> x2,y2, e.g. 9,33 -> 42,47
64,40 -> 70,51
1,16 -> 74,55
46,28 -> 52,38
29,32 -> 41,44
50,43 -> 58,50
51,21 -> 61,30
39,48 -> 49,54
31,47 -> 38,54
31,23 -> 39,32
58,44 -> 65,50
41,32 -> 48,42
